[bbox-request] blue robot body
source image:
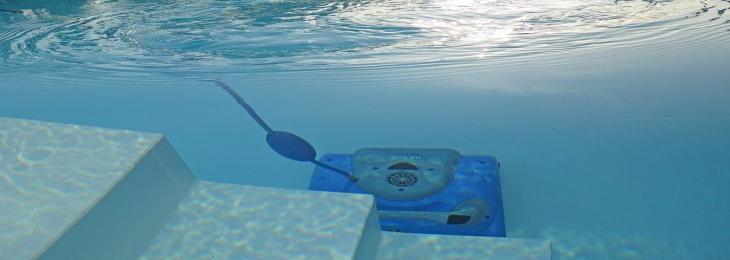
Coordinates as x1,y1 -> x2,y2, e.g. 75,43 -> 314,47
308,148 -> 506,237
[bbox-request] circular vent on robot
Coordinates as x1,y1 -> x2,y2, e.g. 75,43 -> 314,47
387,172 -> 418,187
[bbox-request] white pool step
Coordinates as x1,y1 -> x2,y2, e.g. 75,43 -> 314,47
0,117 -> 194,260
377,231 -> 551,260
139,181 -> 381,260
39,138 -> 196,260
0,117 -> 551,259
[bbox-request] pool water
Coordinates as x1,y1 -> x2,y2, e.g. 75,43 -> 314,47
2,0 -> 729,258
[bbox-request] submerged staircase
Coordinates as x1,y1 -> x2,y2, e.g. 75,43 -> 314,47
0,117 -> 551,260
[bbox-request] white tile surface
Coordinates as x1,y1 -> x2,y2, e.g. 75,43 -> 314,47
377,231 -> 551,260
40,138 -> 196,260
140,182 -> 378,260
0,117 -> 162,260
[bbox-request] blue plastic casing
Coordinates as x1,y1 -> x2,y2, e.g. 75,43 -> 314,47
308,150 -> 506,237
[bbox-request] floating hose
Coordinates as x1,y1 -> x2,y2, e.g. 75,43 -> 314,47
210,79 -> 358,182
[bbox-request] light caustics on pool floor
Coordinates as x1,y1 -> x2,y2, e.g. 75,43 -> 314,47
0,118 -> 163,259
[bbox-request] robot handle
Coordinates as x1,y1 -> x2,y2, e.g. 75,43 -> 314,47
378,206 -> 480,225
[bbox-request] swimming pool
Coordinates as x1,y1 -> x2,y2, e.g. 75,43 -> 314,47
2,0 -> 729,258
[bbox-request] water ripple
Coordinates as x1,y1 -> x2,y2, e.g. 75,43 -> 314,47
1,0 -> 729,77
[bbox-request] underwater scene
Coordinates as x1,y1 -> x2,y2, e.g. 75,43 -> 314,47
1,0 -> 730,259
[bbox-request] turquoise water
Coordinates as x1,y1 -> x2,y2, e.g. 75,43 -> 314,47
2,0 -> 729,258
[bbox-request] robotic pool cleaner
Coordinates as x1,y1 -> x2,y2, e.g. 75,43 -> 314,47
214,80 -> 505,237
